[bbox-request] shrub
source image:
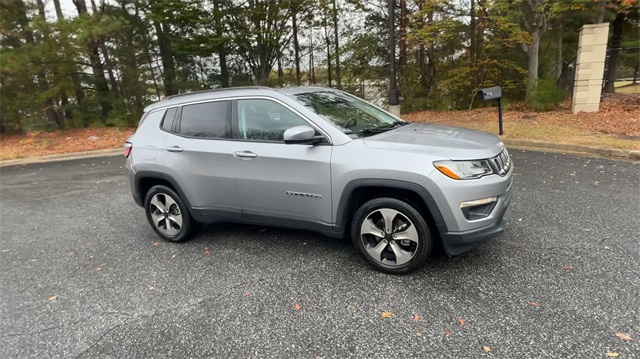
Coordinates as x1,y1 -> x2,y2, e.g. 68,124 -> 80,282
529,79 -> 565,111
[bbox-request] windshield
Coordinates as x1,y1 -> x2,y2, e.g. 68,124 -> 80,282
292,91 -> 405,137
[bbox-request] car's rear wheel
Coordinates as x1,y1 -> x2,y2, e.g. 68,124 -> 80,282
144,185 -> 200,243
351,197 -> 433,274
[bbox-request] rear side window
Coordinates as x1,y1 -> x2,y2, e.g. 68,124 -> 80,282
161,107 -> 177,132
178,101 -> 231,138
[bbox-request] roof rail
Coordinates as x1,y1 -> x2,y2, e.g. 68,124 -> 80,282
164,86 -> 273,100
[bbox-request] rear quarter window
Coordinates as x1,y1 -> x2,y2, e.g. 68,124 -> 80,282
161,107 -> 178,132
136,109 -> 166,132
178,101 -> 231,138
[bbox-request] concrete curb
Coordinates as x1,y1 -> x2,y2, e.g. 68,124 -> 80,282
0,148 -> 121,168
1,139 -> 638,168
502,139 -> 640,160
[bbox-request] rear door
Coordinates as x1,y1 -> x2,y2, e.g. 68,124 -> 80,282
160,100 -> 241,219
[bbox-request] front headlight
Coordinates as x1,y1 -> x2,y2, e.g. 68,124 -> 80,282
433,160 -> 494,180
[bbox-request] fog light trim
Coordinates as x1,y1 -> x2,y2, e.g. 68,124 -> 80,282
460,197 -> 497,208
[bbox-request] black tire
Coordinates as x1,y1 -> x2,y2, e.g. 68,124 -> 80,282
144,185 -> 200,243
351,197 -> 433,274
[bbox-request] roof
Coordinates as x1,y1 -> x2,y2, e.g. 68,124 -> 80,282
143,86 -> 335,112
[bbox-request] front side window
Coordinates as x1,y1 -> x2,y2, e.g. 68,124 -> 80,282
237,99 -> 309,142
292,91 -> 405,137
178,101 -> 231,138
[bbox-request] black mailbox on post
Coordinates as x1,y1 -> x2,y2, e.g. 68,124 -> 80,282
475,86 -> 504,135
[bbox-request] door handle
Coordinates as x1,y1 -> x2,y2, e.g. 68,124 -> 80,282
165,146 -> 184,153
234,151 -> 258,159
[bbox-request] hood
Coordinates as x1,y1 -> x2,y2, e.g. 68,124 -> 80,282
363,122 -> 504,160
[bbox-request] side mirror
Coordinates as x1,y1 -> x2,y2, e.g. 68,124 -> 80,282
283,125 -> 321,144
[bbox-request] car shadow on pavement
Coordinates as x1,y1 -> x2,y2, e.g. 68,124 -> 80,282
188,222 -> 495,276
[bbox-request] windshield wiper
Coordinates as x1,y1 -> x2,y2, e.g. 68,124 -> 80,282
344,122 -> 407,136
375,121 -> 408,130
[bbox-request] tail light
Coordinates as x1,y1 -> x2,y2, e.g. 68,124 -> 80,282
124,142 -> 133,158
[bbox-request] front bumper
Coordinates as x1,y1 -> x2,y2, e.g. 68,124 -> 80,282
440,176 -> 513,255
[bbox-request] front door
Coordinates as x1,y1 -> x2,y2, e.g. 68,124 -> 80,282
229,98 -> 333,226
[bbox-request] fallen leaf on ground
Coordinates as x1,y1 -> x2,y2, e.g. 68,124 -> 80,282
95,262 -> 107,271
413,314 -> 421,322
152,242 -> 161,246
606,352 -> 620,357
458,318 -> 465,325
562,266 -> 573,270
444,328 -> 452,336
381,312 -> 393,318
616,333 -> 635,342
294,303 -> 302,311
48,295 -> 57,302
483,346 -> 491,352
527,302 -> 540,307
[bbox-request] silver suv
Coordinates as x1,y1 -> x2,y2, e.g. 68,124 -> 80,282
125,87 -> 513,274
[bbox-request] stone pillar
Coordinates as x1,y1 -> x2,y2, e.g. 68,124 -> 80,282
572,23 -> 610,114
388,105 -> 401,117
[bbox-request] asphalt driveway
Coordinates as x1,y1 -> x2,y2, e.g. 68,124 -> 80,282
1,150 -> 638,358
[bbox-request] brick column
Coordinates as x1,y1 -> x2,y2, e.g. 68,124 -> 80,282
572,23 -> 610,114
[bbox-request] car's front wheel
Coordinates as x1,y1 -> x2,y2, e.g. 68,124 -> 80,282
351,197 -> 433,274
144,185 -> 200,243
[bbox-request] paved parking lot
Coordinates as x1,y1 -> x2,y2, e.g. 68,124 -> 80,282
1,149 -> 638,358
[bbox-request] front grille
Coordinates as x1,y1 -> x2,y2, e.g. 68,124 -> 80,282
491,149 -> 512,176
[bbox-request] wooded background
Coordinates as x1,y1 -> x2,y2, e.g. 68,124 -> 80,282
1,0 -> 638,132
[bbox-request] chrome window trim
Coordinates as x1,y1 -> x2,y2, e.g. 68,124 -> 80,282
144,95 -> 333,144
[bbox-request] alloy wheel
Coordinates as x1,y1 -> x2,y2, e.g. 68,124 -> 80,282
149,193 -> 183,237
360,208 -> 419,266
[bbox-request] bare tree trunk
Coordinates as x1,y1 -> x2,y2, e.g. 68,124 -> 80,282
292,9 -> 301,85
399,0 -> 407,68
138,22 -> 162,100
526,29 -> 541,101
555,24 -> 563,82
100,43 -> 119,97
15,0 -> 61,127
213,0 -> 229,87
53,0 -> 86,109
53,0 -> 64,19
309,33 -> 315,85
595,0 -> 606,23
323,7 -> 332,87
36,0 -> 69,126
74,0 -> 112,118
153,20 -> 177,95
604,13 -> 625,93
470,0 -> 476,66
332,0 -> 341,89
